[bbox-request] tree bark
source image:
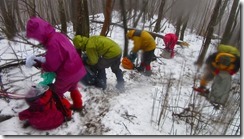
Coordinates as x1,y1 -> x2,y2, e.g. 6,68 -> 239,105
0,0 -> 17,40
195,0 -> 222,67
59,0 -> 67,34
120,0 -> 128,57
100,0 -> 113,36
153,0 -> 166,34
75,0 -> 90,37
221,0 -> 240,44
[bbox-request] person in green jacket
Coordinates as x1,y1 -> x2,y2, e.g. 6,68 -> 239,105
73,35 -> 125,91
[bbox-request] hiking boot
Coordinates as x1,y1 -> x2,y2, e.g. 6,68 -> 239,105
70,105 -> 83,111
95,79 -> 107,90
65,116 -> 72,121
152,55 -> 157,61
135,66 -> 145,72
143,70 -> 153,76
193,86 -> 209,96
22,121 -> 30,128
116,81 -> 125,91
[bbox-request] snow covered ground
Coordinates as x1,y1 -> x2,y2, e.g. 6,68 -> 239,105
0,11 -> 241,138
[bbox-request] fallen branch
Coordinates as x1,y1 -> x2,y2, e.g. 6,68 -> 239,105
91,20 -> 190,47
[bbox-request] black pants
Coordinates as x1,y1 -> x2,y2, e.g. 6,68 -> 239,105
95,54 -> 124,83
139,49 -> 155,71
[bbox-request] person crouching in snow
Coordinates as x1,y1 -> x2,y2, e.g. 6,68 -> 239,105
126,29 -> 156,76
26,17 -> 86,111
73,35 -> 125,91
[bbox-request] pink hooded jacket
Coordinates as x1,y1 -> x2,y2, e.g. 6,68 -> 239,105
26,17 -> 86,96
163,33 -> 178,51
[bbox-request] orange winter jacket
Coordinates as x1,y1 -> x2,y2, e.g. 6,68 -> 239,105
207,52 -> 240,75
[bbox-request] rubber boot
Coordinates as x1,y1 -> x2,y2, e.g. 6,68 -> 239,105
60,97 -> 72,120
95,69 -> 107,90
70,89 -> 83,111
143,65 -> 152,76
136,63 -> 145,72
115,71 -> 125,91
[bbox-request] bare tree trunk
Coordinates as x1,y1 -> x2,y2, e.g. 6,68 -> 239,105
15,0 -> 25,31
120,0 -> 128,57
153,0 -> 166,34
133,0 -> 148,28
63,0 -> 71,21
221,0 -> 240,44
0,0 -> 17,40
180,16 -> 188,41
196,1 -> 212,36
75,0 -> 90,37
195,0 -> 222,67
71,0 -> 77,32
132,0 -> 139,26
175,16 -> 182,37
25,0 -> 36,17
100,0 -> 113,36
48,1 -> 58,25
58,0 -> 67,34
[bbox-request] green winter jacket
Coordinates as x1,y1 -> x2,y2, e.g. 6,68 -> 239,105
73,35 -> 122,65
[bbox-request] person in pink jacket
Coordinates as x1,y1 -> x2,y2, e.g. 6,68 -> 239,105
26,17 -> 86,110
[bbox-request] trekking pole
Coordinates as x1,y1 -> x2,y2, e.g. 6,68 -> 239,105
0,72 -> 10,102
0,91 -> 27,99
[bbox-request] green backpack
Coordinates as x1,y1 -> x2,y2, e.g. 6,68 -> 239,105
217,44 -> 240,57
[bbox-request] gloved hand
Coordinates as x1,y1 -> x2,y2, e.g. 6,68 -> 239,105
229,70 -> 236,75
81,53 -> 88,65
213,69 -> 220,75
127,51 -> 137,63
25,55 -> 45,69
25,55 -> 36,68
33,59 -> 42,69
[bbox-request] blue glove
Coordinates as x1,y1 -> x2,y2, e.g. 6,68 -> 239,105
128,51 -> 137,62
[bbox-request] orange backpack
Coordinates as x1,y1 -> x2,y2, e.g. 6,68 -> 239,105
121,57 -> 134,70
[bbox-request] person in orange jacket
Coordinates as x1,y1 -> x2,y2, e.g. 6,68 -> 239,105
126,29 -> 156,76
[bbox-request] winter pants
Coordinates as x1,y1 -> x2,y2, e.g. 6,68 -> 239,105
54,80 -> 83,109
70,89 -> 83,109
140,49 -> 155,71
95,54 -> 124,83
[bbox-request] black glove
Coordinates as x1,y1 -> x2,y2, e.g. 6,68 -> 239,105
128,51 -> 137,62
47,83 -> 55,92
81,53 -> 88,65
33,59 -> 42,69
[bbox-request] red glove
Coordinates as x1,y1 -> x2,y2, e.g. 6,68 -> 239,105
213,69 -> 220,75
229,70 -> 236,75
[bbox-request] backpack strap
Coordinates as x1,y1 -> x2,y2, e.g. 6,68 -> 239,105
49,86 -> 71,121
